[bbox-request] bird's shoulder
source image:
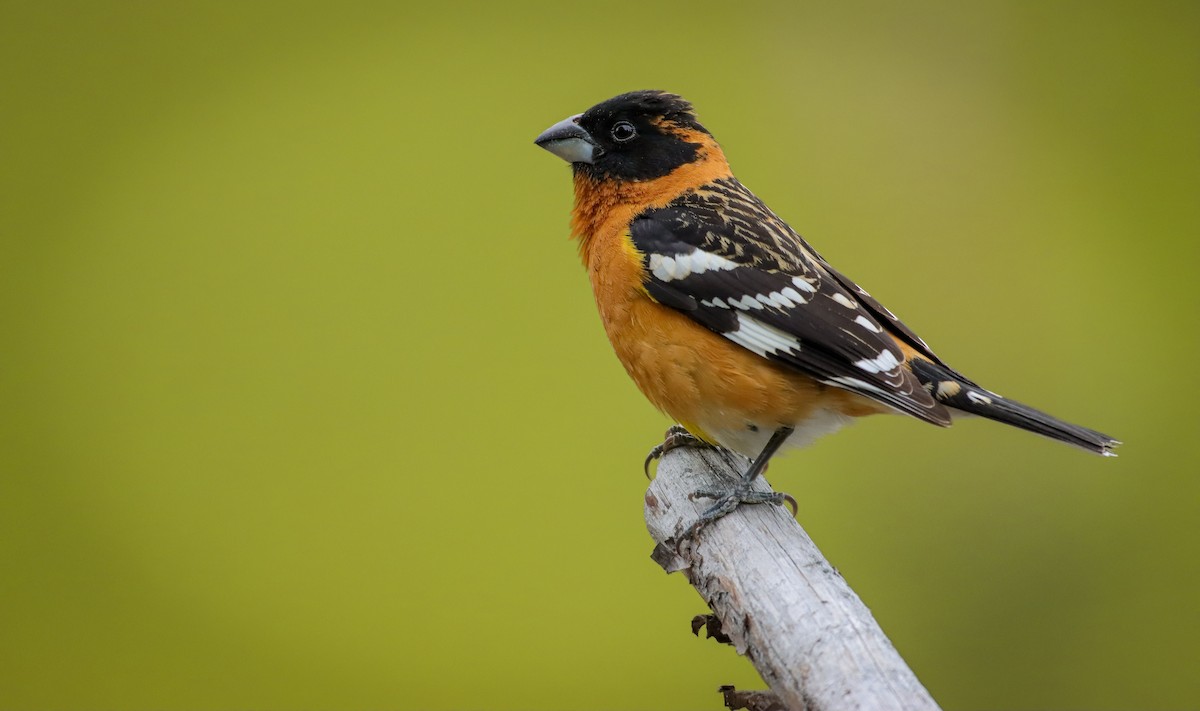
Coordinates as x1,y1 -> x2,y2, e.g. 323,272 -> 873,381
629,176 -> 820,274
630,177 -> 953,370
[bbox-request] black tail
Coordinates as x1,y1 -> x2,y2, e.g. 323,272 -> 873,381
909,359 -> 1121,457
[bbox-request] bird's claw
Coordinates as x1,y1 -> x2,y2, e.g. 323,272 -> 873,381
644,425 -> 709,479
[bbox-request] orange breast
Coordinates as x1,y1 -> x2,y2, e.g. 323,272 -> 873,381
586,226 -> 885,446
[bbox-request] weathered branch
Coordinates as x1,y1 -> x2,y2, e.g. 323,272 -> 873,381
644,442 -> 940,711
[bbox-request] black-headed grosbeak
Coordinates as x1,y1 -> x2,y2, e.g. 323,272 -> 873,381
535,91 -> 1118,527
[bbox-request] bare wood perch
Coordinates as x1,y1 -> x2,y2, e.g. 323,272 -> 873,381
644,442 -> 941,711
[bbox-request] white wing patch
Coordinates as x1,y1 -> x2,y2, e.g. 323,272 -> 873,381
714,286 -> 814,316
725,313 -> 801,357
791,276 -> 818,294
757,290 -> 802,309
780,286 -> 808,304
831,293 -> 856,308
730,294 -> 764,310
854,315 -> 883,333
649,250 -> 738,282
853,349 -> 901,374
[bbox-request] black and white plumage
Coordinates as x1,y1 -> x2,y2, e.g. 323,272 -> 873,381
625,174 -> 1119,456
630,176 -> 954,427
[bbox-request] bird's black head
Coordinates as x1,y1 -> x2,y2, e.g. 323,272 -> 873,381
535,90 -> 712,181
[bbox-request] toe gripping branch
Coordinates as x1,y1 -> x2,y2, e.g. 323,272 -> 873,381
646,424 -> 798,553
644,424 -> 711,479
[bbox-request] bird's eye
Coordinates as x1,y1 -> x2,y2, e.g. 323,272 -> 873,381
611,121 -> 637,142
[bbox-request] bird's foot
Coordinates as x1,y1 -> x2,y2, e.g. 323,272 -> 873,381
644,424 -> 713,479
680,482 -> 798,542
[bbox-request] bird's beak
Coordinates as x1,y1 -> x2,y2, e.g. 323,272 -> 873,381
534,114 -> 595,164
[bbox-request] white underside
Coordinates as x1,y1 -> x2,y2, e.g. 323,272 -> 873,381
697,408 -> 857,460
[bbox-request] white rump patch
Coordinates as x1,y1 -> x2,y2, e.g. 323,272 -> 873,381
649,250 -> 738,282
853,349 -> 901,374
725,314 -> 801,357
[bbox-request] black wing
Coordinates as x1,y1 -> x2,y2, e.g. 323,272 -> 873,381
630,177 -> 951,426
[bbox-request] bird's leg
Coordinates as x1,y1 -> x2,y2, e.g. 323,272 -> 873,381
682,425 -> 796,541
644,424 -> 714,479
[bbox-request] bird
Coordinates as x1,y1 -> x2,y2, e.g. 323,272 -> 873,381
534,90 -> 1119,533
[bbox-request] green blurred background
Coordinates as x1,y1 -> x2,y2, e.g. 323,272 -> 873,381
2,1 -> 1197,708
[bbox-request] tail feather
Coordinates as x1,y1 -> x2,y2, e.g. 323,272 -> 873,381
909,358 -> 1121,457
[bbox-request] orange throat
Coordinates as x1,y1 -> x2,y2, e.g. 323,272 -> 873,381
569,133 -> 733,266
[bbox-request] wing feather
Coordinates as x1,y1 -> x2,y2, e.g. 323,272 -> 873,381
630,177 -> 950,426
